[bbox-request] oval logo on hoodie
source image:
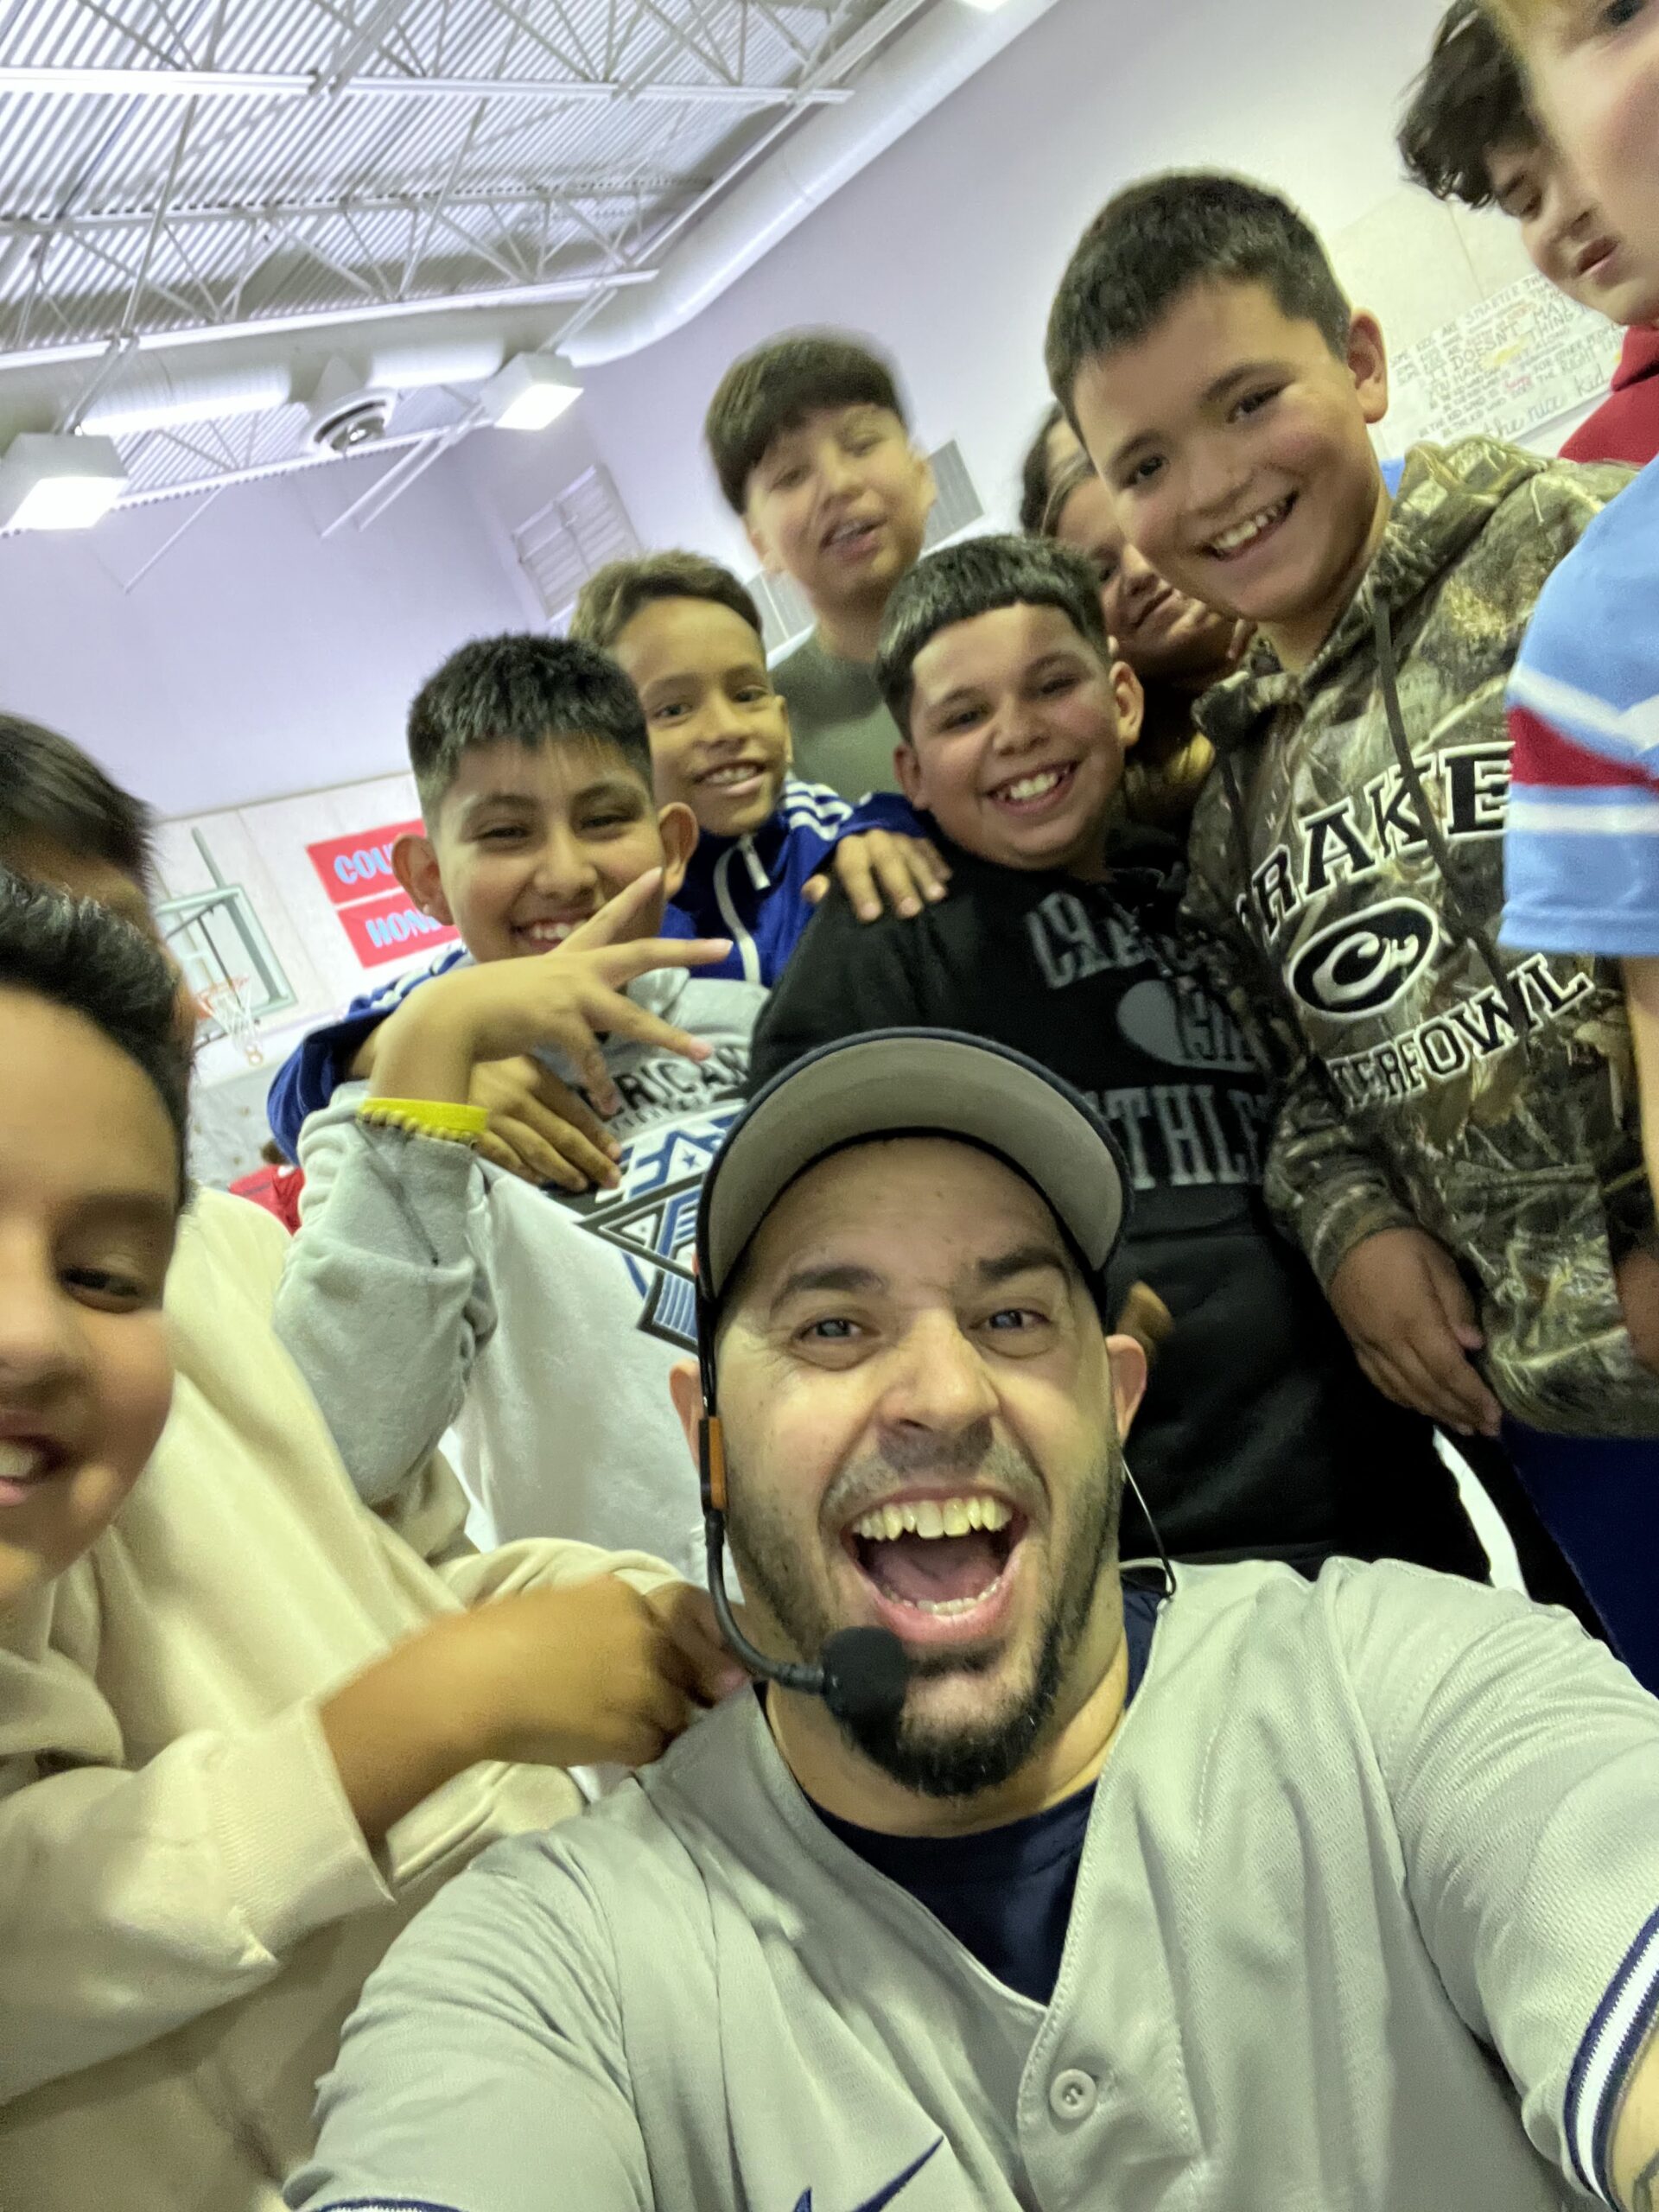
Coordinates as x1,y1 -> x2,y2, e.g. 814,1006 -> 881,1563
1290,899 -> 1440,1020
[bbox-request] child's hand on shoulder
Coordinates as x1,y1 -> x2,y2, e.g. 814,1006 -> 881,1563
459,1573 -> 747,1773
804,830 -> 950,924
1327,1226 -> 1503,1439
370,873 -> 731,1117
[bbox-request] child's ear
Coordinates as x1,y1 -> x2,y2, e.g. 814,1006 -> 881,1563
657,803 -> 699,900
391,832 -> 453,925
744,509 -> 783,578
775,691 -> 794,770
894,740 -> 926,809
1346,310 -> 1389,429
1111,661 -> 1146,753
912,445 -> 938,524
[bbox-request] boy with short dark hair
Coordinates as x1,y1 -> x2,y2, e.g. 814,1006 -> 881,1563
1047,168 -> 1656,1680
273,634 -> 768,1575
569,550 -> 939,981
0,732 -> 731,2212
703,330 -> 936,798
1478,0 -> 1659,1221
1399,1 -> 1659,467
752,534 -> 1487,1585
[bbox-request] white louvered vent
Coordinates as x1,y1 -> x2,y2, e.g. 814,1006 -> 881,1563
514,465 -> 640,629
751,440 -> 987,658
922,439 -> 984,547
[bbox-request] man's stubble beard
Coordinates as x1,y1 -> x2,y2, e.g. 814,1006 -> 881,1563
727,1434 -> 1124,1802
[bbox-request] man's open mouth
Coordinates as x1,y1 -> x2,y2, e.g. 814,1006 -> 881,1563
1205,494 -> 1295,563
844,1492 -> 1027,1634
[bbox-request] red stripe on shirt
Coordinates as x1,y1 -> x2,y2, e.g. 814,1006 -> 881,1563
1509,704 -> 1655,791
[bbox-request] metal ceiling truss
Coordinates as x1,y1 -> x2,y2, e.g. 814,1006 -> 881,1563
0,0 -> 927,515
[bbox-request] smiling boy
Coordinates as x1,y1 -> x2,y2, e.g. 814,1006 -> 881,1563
752,536 -> 1485,1585
274,635 -> 766,1571
570,550 -> 936,982
704,331 -> 937,798
0,880 -> 185,1610
1478,0 -> 1659,1261
0,737 -> 732,2212
1401,1 -> 1659,466
1048,170 -> 1657,1680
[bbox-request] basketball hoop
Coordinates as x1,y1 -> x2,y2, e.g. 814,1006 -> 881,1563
198,975 -> 265,1066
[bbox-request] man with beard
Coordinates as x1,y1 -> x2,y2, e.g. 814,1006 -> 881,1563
289,1033 -> 1659,2212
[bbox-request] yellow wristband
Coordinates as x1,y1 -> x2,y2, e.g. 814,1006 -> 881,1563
356,1096 -> 490,1147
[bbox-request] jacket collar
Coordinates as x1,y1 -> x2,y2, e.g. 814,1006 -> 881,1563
1198,436 -> 1550,755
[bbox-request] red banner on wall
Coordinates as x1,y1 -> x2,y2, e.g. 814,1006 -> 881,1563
306,819 -> 425,907
304,819 -> 460,969
338,887 -> 459,969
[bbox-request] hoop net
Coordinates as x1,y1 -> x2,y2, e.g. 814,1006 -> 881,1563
198,976 -> 265,1066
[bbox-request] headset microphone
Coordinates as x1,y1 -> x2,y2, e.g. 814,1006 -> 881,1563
700,1412 -> 909,1729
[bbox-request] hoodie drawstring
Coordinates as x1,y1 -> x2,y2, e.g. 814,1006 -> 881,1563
1371,595 -> 1533,1052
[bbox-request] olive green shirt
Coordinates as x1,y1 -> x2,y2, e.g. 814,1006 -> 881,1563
772,631 -> 905,798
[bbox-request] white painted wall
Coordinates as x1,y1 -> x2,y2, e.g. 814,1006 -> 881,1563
550,0 -> 1503,567
0,411 -> 600,818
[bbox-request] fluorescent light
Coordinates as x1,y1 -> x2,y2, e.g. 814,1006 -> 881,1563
0,433 -> 128,530
956,0 -> 1014,10
482,352 -> 582,431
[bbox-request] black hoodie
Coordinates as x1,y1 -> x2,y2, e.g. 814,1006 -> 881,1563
752,829 -> 1484,1579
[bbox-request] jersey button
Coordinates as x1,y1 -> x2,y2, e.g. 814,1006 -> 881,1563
1049,2068 -> 1098,2122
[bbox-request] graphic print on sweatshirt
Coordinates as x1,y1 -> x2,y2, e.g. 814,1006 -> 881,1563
559,1039 -> 748,1351
1024,887 -> 1272,1196
1222,735 -> 1598,1111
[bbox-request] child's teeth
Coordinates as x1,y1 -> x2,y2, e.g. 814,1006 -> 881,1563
1003,769 -> 1065,803
0,1441 -> 46,1483
1212,501 -> 1287,554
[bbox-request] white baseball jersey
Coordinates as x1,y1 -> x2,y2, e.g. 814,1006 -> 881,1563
288,1559 -> 1659,2212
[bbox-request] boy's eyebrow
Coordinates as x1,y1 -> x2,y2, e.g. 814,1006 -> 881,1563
917,646 -> 1090,715
454,788 -> 537,823
1103,359 -> 1288,473
640,657 -> 769,697
73,1187 -> 180,1236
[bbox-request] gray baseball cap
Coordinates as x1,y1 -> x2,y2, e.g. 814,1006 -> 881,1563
696,1029 -> 1130,1310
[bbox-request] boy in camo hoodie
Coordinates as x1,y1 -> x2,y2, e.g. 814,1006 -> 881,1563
1047,168 -> 1659,1688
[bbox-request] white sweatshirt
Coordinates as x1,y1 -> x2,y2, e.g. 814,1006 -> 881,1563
276,967 -> 765,1575
0,1188 -> 671,2212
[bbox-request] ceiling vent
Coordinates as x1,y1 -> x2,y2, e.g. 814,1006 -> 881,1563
305,356 -> 396,457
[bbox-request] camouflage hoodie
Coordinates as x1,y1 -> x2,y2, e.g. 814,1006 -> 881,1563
1186,435 -> 1656,1437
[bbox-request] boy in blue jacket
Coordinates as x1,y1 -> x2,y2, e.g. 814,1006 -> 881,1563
570,550 -> 931,986
265,586 -> 935,1171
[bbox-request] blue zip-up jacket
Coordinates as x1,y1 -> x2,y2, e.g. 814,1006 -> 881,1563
265,779 -> 918,1156
678,777 -> 916,988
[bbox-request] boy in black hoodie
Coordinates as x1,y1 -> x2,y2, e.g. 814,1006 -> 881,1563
753,537 -> 1485,1579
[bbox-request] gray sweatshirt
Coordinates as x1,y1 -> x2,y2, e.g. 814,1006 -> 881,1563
275,966 -> 765,1579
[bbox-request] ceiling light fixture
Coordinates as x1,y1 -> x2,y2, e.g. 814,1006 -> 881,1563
481,353 -> 582,432
0,432 -> 128,531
